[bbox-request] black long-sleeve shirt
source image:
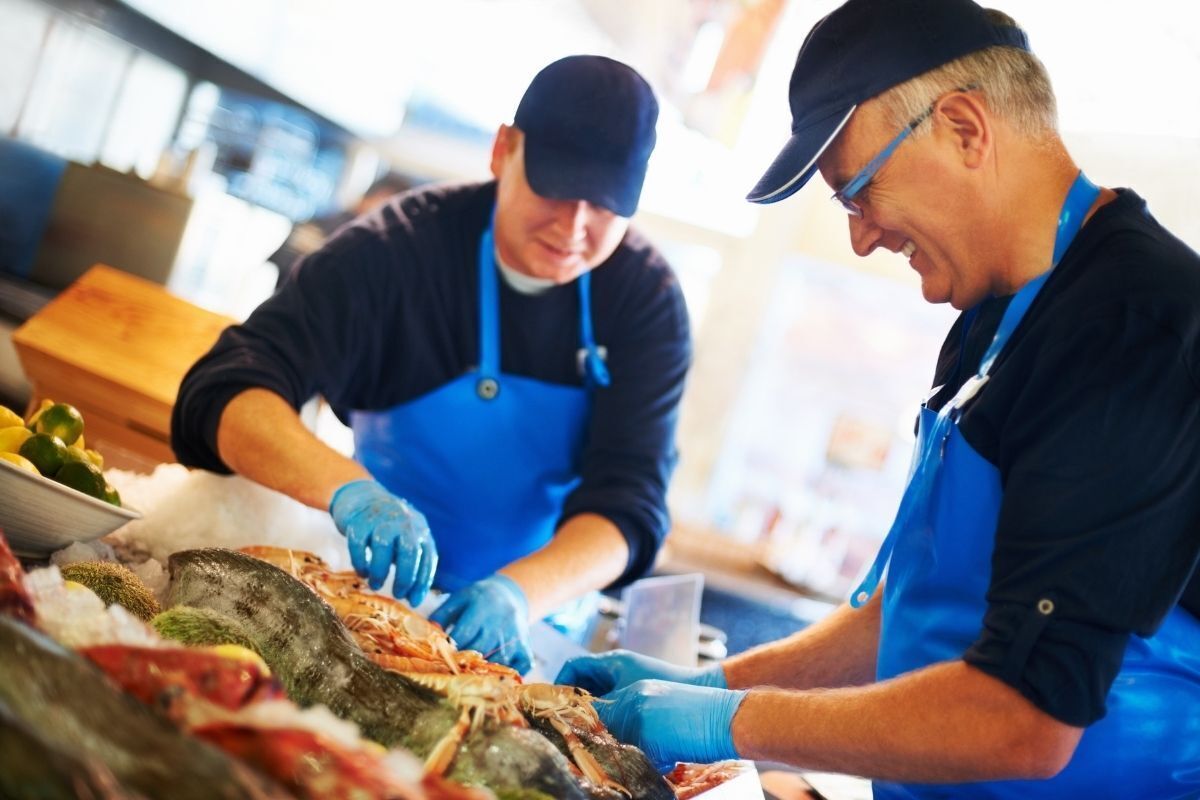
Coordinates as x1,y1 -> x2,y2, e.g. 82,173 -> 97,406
171,181 -> 692,585
929,190 -> 1200,726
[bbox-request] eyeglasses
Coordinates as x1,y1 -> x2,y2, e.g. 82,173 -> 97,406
831,85 -> 977,218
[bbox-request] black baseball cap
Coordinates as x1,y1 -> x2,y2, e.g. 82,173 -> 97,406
514,55 -> 658,217
746,0 -> 1030,204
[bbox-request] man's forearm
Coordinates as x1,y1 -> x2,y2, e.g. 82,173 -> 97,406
732,660 -> 1082,782
217,387 -> 369,510
722,595 -> 881,691
500,513 -> 629,618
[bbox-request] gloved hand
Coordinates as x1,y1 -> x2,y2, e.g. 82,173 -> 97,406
556,649 -> 727,695
597,680 -> 747,772
329,479 -> 437,606
429,574 -> 532,675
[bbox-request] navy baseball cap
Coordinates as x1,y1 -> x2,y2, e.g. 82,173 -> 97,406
514,55 -> 658,217
746,0 -> 1030,204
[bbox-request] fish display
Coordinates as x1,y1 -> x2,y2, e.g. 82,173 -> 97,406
1,530 -> 684,800
166,547 -> 634,799
238,545 -> 518,678
0,614 -> 294,800
230,545 -> 674,800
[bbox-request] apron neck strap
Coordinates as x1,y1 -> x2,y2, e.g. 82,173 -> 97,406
577,270 -> 610,388
477,214 -> 611,388
849,172 -> 1101,609
477,223 -> 501,380
976,171 -> 1101,377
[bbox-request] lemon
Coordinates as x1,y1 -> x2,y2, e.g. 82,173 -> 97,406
26,398 -> 54,429
34,403 -> 84,446
206,644 -> 270,673
0,406 -> 23,429
55,460 -> 109,502
0,426 -> 32,454
0,452 -> 38,474
85,449 -> 104,469
19,433 -> 68,477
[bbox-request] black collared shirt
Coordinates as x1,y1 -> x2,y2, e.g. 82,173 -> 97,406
928,189 -> 1200,726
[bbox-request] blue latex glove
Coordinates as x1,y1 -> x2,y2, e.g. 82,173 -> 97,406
597,680 -> 747,772
329,479 -> 437,606
429,574 -> 532,675
556,649 -> 727,695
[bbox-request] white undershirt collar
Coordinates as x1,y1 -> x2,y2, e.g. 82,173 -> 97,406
495,248 -> 556,295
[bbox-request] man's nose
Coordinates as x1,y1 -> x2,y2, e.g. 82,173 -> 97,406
849,213 -> 883,258
556,200 -> 589,239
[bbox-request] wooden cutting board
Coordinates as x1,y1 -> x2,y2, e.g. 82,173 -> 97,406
12,264 -> 233,470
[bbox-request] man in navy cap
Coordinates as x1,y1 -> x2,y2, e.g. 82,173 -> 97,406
558,1 -> 1200,795
173,55 -> 690,675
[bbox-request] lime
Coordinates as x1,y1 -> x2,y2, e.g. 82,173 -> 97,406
55,460 -> 108,501
0,426 -> 32,454
19,433 -> 68,477
34,403 -> 84,446
62,445 -> 92,466
104,484 -> 122,507
0,452 -> 38,474
0,406 -> 23,429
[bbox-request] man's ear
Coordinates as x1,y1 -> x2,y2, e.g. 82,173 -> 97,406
490,124 -> 518,179
935,92 -> 991,169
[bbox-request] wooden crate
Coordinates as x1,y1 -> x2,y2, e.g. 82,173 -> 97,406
12,265 -> 233,472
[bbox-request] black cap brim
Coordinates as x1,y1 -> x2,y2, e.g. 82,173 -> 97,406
523,137 -> 645,218
745,105 -> 857,205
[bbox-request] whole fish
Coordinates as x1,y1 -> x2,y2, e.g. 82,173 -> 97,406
0,699 -> 138,800
166,548 -> 607,799
0,615 -> 293,800
526,713 -> 675,800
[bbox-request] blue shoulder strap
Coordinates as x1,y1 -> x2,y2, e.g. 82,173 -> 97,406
849,172 -> 1101,608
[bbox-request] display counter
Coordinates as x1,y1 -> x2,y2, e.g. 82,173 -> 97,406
11,264 -> 232,471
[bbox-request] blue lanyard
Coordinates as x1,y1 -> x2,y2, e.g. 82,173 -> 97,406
849,172 -> 1101,609
974,172 -> 1101,378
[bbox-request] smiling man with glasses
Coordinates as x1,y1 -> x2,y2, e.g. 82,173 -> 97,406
557,1 -> 1200,797
832,84 -> 977,218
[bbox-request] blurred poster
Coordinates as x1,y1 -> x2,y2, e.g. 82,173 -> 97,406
699,255 -> 955,599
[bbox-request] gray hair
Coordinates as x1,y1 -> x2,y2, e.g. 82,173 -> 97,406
876,10 -> 1058,139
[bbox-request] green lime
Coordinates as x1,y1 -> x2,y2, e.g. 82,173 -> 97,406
0,405 -> 24,429
104,484 -> 122,508
0,425 -> 32,454
55,460 -> 108,502
34,403 -> 84,446
19,433 -> 68,477
62,445 -> 91,466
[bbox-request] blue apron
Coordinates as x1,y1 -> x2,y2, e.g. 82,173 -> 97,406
349,220 -> 609,591
851,173 -> 1200,799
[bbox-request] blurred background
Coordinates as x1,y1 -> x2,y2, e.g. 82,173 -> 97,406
2,0 -> 1198,646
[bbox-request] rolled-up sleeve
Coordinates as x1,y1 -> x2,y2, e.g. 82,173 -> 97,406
963,308 -> 1200,726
